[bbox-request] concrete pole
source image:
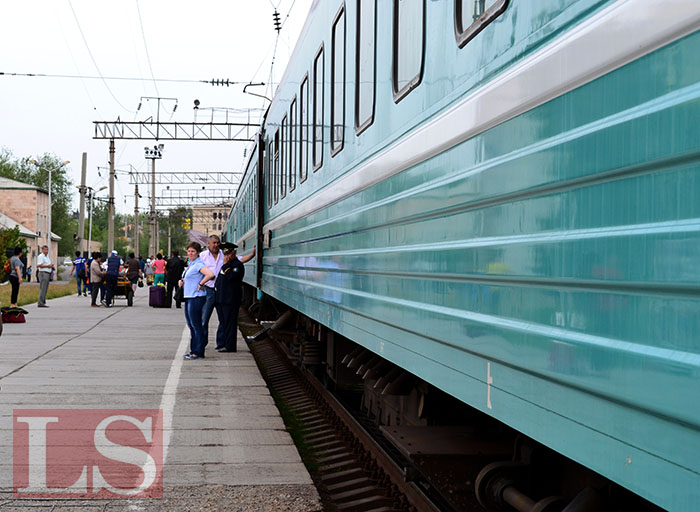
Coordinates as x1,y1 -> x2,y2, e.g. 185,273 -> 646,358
150,158 -> 156,257
134,184 -> 139,257
47,167 -> 52,251
108,140 -> 115,253
167,212 -> 172,257
88,191 -> 93,256
77,152 -> 87,254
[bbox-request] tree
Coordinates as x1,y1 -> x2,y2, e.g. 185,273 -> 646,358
0,226 -> 29,281
0,151 -> 74,255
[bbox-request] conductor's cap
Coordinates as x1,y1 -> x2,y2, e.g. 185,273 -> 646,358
220,242 -> 238,254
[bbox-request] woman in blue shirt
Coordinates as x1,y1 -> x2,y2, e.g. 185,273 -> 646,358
178,242 -> 215,359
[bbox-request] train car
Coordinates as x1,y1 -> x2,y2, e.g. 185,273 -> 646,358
231,1 -> 700,510
228,140 -> 260,289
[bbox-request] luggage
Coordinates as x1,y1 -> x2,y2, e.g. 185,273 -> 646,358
2,306 -> 27,323
149,285 -> 166,308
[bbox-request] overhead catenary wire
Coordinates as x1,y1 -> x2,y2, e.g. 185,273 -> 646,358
67,0 -> 136,114
135,0 -> 160,98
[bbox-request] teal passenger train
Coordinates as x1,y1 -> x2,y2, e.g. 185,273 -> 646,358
226,1 -> 700,510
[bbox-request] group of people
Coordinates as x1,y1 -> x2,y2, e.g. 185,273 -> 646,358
180,235 -> 254,360
6,245 -> 55,308
71,250 -> 191,308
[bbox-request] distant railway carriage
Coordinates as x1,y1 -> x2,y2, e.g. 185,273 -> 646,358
228,1 -> 700,509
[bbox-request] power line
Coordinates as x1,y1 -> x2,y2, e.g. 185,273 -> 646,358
67,0 -> 136,113
135,0 -> 160,98
0,71 -> 247,85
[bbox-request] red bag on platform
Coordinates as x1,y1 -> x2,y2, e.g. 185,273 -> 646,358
2,310 -> 26,323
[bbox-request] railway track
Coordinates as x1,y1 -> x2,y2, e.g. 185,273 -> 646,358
240,311 -> 443,512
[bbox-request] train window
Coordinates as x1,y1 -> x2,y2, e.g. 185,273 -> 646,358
300,75 -> 310,183
355,0 -> 376,135
331,5 -> 345,156
313,46 -> 324,171
266,142 -> 272,209
289,98 -> 297,191
455,0 -> 508,48
393,0 -> 425,102
281,115 -> 287,199
273,130 -> 280,204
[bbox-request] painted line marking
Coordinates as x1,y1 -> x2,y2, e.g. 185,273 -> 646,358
159,326 -> 190,465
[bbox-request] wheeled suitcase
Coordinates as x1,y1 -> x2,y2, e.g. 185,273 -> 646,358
149,285 -> 166,308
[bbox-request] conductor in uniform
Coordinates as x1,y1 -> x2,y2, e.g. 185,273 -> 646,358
215,242 -> 245,352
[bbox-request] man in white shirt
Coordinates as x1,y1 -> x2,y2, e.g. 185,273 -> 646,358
36,245 -> 54,308
199,235 -> 224,348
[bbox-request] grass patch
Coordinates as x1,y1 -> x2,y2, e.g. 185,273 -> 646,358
0,280 -> 77,307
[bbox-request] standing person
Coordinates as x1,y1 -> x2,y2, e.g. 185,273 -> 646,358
70,251 -> 87,296
199,235 -> 224,348
8,247 -> 24,308
125,252 -> 142,294
214,243 -> 245,352
104,250 -> 121,308
36,245 -> 54,308
152,253 -> 166,286
144,257 -> 154,285
89,253 -> 105,307
165,250 -> 185,308
178,242 -> 215,360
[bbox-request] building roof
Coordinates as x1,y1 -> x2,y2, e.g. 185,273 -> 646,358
0,211 -> 37,238
0,176 -> 46,193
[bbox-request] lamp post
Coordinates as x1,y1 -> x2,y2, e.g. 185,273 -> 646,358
87,186 -> 108,256
144,144 -> 164,258
29,159 -> 69,261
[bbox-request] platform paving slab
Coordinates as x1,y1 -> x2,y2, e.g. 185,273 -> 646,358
0,292 -> 321,510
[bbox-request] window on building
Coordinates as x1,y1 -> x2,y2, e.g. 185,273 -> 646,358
313,46 -> 324,171
212,223 -> 217,230
356,0 -> 376,134
331,5 -> 346,155
455,0 -> 508,48
289,98 -> 297,191
281,116 -> 287,198
300,75 -> 310,183
393,0 -> 424,102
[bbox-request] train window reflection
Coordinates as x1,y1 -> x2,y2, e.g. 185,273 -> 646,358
355,0 -> 376,134
281,116 -> 287,199
331,5 -> 345,156
300,75 -> 309,183
313,46 -> 324,171
274,130 -> 279,204
289,98 -> 297,191
393,0 -> 424,102
455,0 -> 508,48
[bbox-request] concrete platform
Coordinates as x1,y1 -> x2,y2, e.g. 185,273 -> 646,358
0,291 -> 321,510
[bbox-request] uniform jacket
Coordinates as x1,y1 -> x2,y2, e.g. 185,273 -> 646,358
214,258 -> 245,305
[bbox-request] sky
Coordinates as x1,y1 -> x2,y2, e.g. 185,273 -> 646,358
0,0 -> 313,215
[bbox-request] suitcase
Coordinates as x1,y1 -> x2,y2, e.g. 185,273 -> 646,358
149,285 -> 166,308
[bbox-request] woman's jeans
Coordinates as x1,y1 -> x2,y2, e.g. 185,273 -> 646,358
8,275 -> 19,304
184,296 -> 206,357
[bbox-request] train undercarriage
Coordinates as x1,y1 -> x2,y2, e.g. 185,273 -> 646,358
243,287 -> 663,512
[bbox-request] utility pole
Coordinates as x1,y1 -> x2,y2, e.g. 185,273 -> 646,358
134,184 -> 140,258
167,212 -> 172,257
144,144 -> 164,257
108,140 -> 115,253
77,153 -> 87,254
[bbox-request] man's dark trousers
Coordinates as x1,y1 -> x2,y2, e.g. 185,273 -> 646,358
104,275 -> 118,306
215,303 -> 239,351
166,279 -> 180,308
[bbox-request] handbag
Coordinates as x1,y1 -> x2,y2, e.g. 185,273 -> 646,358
137,278 -> 144,288
175,286 -> 184,304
